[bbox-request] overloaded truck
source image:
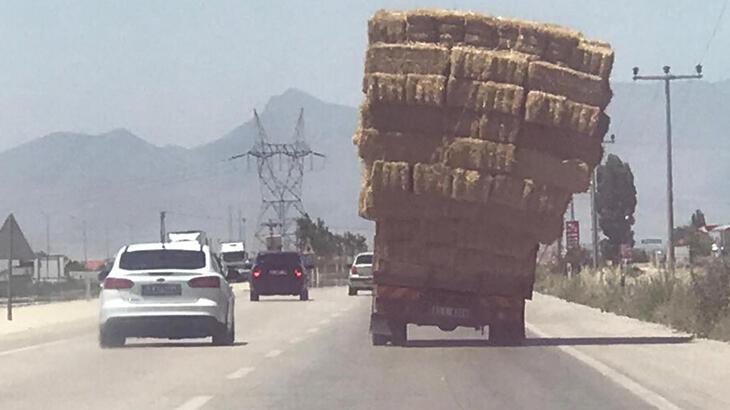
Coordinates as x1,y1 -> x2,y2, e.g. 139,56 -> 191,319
354,9 -> 613,345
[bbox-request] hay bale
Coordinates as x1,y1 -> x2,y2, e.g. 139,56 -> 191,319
405,74 -> 447,107
527,61 -> 611,108
442,138 -> 516,173
368,10 -> 407,44
446,78 -> 525,116
442,107 -> 479,137
358,184 -> 376,220
355,128 -> 447,164
360,102 -> 444,135
451,168 -> 492,203
518,122 -> 604,166
513,148 -> 591,193
496,17 -> 520,49
413,163 -> 453,198
363,73 -> 406,105
473,112 -> 522,143
365,43 -> 450,76
378,218 -> 422,242
490,176 -> 534,210
524,91 -> 601,136
569,39 -> 614,80
450,46 -> 532,85
514,21 -> 549,56
464,13 -> 499,48
542,24 -> 582,64
406,10 -> 438,43
456,220 -> 538,259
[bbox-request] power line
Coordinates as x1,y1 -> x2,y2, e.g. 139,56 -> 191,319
699,0 -> 729,64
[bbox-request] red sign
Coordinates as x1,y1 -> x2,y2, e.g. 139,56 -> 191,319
565,220 -> 580,248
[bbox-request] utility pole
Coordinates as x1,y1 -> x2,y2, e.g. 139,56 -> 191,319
633,65 -> 702,276
241,217 -> 247,247
160,211 -> 167,243
7,217 -> 14,321
228,206 -> 233,242
82,219 -> 88,266
590,134 -> 615,268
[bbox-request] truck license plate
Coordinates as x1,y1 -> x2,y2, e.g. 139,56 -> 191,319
432,305 -> 470,319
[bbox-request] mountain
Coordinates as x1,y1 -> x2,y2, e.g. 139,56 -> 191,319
0,89 -> 361,259
1,82 -> 730,259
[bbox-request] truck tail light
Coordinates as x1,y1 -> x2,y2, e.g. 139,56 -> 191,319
252,267 -> 261,278
294,267 -> 303,278
103,277 -> 134,289
188,276 -> 220,288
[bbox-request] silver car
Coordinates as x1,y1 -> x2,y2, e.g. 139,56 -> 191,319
99,241 -> 235,347
348,252 -> 374,295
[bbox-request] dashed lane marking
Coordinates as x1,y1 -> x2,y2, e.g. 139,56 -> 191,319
226,367 -> 255,380
264,349 -> 282,358
289,336 -> 305,344
306,327 -> 319,334
175,395 -> 213,410
319,319 -> 331,325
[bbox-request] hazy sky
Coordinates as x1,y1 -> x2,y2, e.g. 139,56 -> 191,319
1,0 -> 728,152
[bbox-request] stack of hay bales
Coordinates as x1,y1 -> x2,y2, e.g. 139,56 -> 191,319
355,9 -> 613,297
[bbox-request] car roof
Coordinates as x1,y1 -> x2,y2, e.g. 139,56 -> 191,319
124,242 -> 208,252
355,252 -> 374,257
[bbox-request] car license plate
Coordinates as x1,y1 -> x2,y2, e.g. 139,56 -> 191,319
432,305 -> 470,319
141,284 -> 182,296
269,269 -> 287,275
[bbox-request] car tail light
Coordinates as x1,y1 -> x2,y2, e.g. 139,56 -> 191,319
188,276 -> 220,288
294,267 -> 303,278
350,265 -> 358,275
252,266 -> 261,278
103,277 -> 134,289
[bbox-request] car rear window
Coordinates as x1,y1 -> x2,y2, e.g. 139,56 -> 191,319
119,250 -> 206,270
256,252 -> 301,268
222,251 -> 246,263
355,254 -> 373,265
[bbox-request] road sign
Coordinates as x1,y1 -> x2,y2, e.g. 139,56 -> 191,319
641,238 -> 663,245
565,220 -> 580,249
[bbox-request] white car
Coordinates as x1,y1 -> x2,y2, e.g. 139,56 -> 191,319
348,252 -> 374,295
99,241 -> 235,348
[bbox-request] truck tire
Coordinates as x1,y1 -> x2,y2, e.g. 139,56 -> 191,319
372,333 -> 389,346
389,321 -> 407,346
489,321 -> 525,346
250,291 -> 259,302
348,287 -> 357,296
299,288 -> 309,301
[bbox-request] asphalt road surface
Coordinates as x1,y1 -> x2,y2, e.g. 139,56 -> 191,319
0,286 -> 722,410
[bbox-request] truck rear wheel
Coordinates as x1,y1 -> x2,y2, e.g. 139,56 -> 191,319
389,321 -> 407,346
372,333 -> 389,346
489,321 -> 525,346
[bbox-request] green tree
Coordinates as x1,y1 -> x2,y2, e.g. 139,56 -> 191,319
675,210 -> 713,260
596,154 -> 637,263
295,215 -> 368,257
691,209 -> 707,228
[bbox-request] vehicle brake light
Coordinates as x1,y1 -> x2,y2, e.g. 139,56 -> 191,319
252,267 -> 261,278
350,265 -> 358,275
188,276 -> 220,288
294,267 -> 303,278
103,277 -> 134,289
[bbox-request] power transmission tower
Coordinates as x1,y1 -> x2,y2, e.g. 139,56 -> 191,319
231,109 -> 324,249
632,65 -> 702,276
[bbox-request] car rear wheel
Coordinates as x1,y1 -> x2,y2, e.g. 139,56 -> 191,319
250,291 -> 259,301
212,318 -> 235,346
99,329 -> 125,348
299,288 -> 309,301
348,287 -> 357,296
372,333 -> 388,346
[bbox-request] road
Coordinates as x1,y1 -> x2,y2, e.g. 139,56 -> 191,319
0,286 -> 728,410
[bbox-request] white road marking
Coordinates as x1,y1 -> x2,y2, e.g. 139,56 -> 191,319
0,338 -> 76,357
264,349 -> 282,358
176,395 -> 213,410
319,319 -> 331,325
226,367 -> 255,380
289,336 -> 305,344
526,323 -> 681,410
331,312 -> 342,318
340,307 -> 351,312
306,327 -> 319,334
